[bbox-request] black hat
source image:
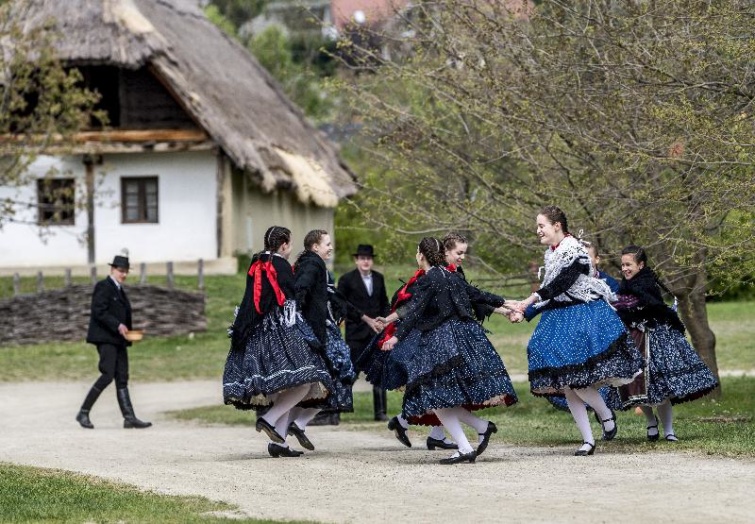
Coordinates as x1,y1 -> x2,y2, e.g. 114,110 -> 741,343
109,255 -> 130,270
352,244 -> 375,258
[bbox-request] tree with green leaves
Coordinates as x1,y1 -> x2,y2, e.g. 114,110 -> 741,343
0,0 -> 100,230
337,0 -> 755,385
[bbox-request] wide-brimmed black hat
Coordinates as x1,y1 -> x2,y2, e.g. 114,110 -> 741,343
109,255 -> 130,270
352,244 -> 376,258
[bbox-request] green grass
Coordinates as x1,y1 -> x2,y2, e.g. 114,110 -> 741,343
0,463 -> 307,523
0,271 -> 752,381
171,375 -> 755,457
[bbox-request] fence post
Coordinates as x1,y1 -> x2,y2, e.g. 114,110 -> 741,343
198,259 -> 204,290
13,273 -> 20,296
65,268 -> 72,287
166,261 -> 174,289
90,266 -> 97,285
37,271 -> 44,293
140,262 -> 147,285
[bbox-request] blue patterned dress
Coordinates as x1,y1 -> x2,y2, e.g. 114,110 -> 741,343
222,253 -> 331,410
385,266 -> 518,426
609,267 -> 718,408
525,237 -> 643,395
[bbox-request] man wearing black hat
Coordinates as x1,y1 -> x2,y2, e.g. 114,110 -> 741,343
75,253 -> 151,429
337,244 -> 391,421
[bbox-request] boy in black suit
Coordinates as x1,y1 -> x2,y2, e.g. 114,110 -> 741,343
337,245 -> 391,421
75,253 -> 151,429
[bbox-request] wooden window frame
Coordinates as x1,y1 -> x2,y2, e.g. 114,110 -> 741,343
121,176 -> 159,224
37,178 -> 76,226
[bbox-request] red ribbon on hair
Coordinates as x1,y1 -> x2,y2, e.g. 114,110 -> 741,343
378,268 -> 425,348
248,259 -> 286,314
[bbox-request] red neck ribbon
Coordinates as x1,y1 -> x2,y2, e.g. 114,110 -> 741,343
248,259 -> 286,314
378,268 -> 425,348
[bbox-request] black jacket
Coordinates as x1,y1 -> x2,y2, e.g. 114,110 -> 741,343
86,277 -> 132,347
231,253 -> 294,351
617,267 -> 686,334
294,250 -> 330,346
395,267 -> 504,339
337,268 -> 390,343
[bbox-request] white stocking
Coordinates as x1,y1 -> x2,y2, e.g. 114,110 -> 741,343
428,425 -> 446,441
260,384 -> 310,432
657,400 -> 675,438
564,387 -> 594,445
396,414 -> 409,429
453,407 -> 489,443
433,408 -> 473,454
573,386 -> 614,433
291,407 -> 321,430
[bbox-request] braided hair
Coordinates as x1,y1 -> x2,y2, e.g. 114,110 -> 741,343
539,205 -> 569,234
263,226 -> 291,253
419,237 -> 446,267
442,232 -> 468,252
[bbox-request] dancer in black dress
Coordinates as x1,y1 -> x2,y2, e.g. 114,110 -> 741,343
223,226 -> 331,457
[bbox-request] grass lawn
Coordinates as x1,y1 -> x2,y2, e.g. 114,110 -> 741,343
0,463 -> 310,524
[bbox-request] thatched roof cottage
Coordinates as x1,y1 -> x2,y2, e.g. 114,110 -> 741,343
0,0 -> 356,272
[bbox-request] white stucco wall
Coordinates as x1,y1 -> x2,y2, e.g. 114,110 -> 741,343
0,151 -> 218,268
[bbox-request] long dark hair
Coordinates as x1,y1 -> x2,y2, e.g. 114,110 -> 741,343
442,232 -> 468,252
303,229 -> 328,250
419,237 -> 446,267
621,245 -> 675,297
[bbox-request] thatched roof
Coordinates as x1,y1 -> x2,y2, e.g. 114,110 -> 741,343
13,0 -> 356,207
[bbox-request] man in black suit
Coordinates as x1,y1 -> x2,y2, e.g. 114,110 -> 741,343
337,244 -> 391,421
75,254 -> 151,429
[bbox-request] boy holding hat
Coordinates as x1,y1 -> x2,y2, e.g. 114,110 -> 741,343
76,252 -> 151,429
337,244 -> 391,421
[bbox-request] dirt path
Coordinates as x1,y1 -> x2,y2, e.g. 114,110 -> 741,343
1,380 -> 753,523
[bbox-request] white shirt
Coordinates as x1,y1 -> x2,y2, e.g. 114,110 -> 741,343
361,273 -> 373,296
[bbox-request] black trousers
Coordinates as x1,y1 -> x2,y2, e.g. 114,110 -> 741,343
93,343 -> 129,390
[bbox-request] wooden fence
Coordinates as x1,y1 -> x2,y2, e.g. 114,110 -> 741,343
0,261 -> 206,346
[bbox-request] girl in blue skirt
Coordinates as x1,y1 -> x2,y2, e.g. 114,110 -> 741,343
613,245 -> 718,441
223,226 -> 331,457
512,206 -> 644,456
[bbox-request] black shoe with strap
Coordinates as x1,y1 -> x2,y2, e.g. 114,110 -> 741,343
574,441 -> 596,456
387,416 -> 412,448
256,417 -> 284,443
267,443 -> 304,458
426,436 -> 458,450
476,421 -> 498,456
600,409 -> 617,441
287,422 -> 315,451
647,416 -> 660,441
439,450 -> 476,465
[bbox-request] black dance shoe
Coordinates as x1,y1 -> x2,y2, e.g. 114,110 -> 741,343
426,437 -> 458,450
267,443 -> 304,458
256,417 -> 284,443
288,422 -> 315,451
439,450 -> 476,465
574,441 -> 596,456
387,416 -> 412,448
600,409 -> 618,441
647,416 -> 660,441
476,421 -> 498,457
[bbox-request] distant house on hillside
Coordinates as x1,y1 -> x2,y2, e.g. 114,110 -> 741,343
0,0 -> 356,272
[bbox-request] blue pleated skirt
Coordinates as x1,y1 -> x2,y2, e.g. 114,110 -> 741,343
527,300 -> 643,395
222,306 -> 331,410
299,321 -> 356,413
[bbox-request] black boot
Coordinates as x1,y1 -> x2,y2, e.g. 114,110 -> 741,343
76,386 -> 102,429
117,388 -> 152,429
373,386 -> 388,421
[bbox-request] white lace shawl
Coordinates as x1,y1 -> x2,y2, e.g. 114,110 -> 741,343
534,236 -> 616,310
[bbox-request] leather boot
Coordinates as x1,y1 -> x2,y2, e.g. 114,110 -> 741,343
373,386 -> 388,421
116,387 -> 152,428
76,386 -> 102,429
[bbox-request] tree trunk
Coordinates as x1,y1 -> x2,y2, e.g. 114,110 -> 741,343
675,269 -> 721,398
